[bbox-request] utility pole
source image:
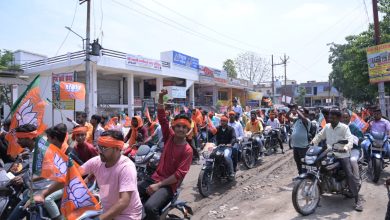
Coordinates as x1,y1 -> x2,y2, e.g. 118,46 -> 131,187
271,55 -> 274,101
80,0 -> 91,118
280,54 -> 289,103
372,0 -> 387,116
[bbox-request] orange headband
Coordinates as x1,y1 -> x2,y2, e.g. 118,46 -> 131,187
220,116 -> 228,122
15,130 -> 38,139
73,126 -> 88,134
97,136 -> 124,149
172,119 -> 191,129
228,111 -> 236,116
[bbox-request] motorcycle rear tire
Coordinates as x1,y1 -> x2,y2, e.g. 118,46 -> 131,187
372,158 -> 382,183
242,148 -> 256,169
198,169 -> 212,197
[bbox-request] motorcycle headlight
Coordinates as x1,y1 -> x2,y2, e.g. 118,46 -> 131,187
202,151 -> 211,159
135,155 -> 145,163
305,155 -> 317,165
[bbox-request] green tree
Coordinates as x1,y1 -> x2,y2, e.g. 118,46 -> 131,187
0,50 -> 14,70
296,87 -> 306,106
223,59 -> 237,78
328,0 -> 390,104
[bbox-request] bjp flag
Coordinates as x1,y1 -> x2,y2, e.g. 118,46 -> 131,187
349,110 -> 369,133
60,82 -> 85,100
5,75 -> 47,157
61,159 -> 101,220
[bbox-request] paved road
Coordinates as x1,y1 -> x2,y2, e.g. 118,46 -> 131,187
176,147 -> 390,220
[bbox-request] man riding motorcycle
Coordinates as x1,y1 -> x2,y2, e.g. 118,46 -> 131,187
228,111 -> 244,172
266,111 -> 284,154
361,108 -> 390,161
311,109 -> 363,211
215,115 -> 237,179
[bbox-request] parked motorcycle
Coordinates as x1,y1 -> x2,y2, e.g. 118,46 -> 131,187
134,144 -> 162,181
198,144 -> 233,197
292,140 -> 365,216
263,126 -> 280,155
365,131 -> 389,183
241,132 -> 263,169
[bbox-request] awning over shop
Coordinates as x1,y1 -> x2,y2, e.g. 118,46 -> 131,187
0,77 -> 29,85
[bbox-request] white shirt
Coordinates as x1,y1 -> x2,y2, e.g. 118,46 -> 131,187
312,122 -> 354,158
93,124 -> 105,147
266,118 -> 280,129
233,105 -> 243,117
228,121 -> 244,139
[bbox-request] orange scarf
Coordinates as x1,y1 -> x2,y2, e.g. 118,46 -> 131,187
128,116 -> 143,147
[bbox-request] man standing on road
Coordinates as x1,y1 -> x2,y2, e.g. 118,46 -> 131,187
288,106 -> 311,177
312,109 -> 363,211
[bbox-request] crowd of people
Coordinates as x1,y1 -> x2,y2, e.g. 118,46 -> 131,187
1,89 -> 390,219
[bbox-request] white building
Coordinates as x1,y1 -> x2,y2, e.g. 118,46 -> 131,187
14,49 -> 199,128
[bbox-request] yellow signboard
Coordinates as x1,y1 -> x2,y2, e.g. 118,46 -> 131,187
367,43 -> 390,83
248,91 -> 262,100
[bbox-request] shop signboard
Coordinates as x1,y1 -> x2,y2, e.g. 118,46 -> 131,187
246,100 -> 260,107
164,86 -> 187,99
199,65 -> 228,84
229,77 -> 241,86
367,43 -> 390,83
248,91 -> 262,100
126,54 -> 162,70
172,51 -> 199,70
52,72 -> 75,110
199,75 -> 214,84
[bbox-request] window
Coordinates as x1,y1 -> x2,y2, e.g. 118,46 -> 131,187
305,87 -> 312,94
218,91 -> 228,100
313,87 -> 317,95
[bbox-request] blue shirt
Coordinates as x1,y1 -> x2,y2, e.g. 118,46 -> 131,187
291,118 -> 310,148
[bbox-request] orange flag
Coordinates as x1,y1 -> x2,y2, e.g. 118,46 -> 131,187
39,140 -> 69,183
143,106 -> 152,123
60,81 -> 86,100
349,110 -> 369,133
61,159 -> 101,220
5,75 -> 46,157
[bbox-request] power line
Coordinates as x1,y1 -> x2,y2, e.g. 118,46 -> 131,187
111,0 -> 275,57
362,0 -> 371,26
149,0 -> 275,55
54,1 -> 79,56
99,0 -> 104,42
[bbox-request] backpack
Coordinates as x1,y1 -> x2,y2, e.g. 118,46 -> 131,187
302,120 -> 317,142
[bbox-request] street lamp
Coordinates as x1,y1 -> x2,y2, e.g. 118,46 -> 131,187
65,26 -> 85,50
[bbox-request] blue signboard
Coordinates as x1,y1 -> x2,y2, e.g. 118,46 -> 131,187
172,51 -> 199,70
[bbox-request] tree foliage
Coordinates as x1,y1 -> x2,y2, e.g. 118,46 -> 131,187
328,0 -> 390,104
223,59 -> 237,78
0,50 -> 14,70
235,51 -> 270,84
296,87 -> 306,106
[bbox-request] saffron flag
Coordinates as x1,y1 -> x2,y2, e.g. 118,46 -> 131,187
59,81 -> 86,100
317,113 -> 327,129
61,159 -> 101,220
143,103 -> 152,123
5,75 -> 46,157
349,110 -> 369,133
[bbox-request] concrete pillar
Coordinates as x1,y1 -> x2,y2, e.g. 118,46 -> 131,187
156,77 -> 163,94
91,65 -> 97,115
139,80 -> 144,99
119,78 -> 124,111
212,86 -> 218,106
127,73 -> 134,117
189,84 -> 195,107
11,85 -> 18,104
229,88 -> 233,103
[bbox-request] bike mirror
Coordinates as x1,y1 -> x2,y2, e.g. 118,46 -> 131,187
337,140 -> 348,145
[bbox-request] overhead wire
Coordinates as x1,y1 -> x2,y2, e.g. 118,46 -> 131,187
148,0 -> 275,55
99,0 -> 104,44
111,0 -> 276,57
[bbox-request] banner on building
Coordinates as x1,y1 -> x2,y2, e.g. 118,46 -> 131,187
367,43 -> 390,83
199,65 -> 228,84
172,51 -> 199,70
60,82 -> 86,100
126,54 -> 162,70
163,86 -> 187,99
52,73 -> 75,110
248,91 -> 262,100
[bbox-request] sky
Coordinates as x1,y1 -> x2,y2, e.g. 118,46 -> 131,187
0,0 -> 375,83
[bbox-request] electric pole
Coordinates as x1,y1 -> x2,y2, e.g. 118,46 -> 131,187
372,0 -> 387,116
271,54 -> 288,104
80,0 -> 91,118
280,54 -> 289,103
271,55 -> 274,100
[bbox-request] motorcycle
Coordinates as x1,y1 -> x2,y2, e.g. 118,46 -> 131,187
198,144 -> 233,197
0,158 -> 29,219
263,126 -> 280,155
134,144 -> 162,181
241,132 -> 263,169
154,187 -> 193,220
365,131 -> 389,183
292,140 -> 365,216
280,124 -> 289,144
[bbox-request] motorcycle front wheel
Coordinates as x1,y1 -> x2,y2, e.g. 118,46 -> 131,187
242,148 -> 256,169
292,178 -> 320,216
197,169 -> 212,197
370,158 -> 382,183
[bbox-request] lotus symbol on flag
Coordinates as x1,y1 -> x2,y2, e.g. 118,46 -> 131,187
54,154 -> 67,175
64,177 -> 94,208
16,99 -> 37,126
